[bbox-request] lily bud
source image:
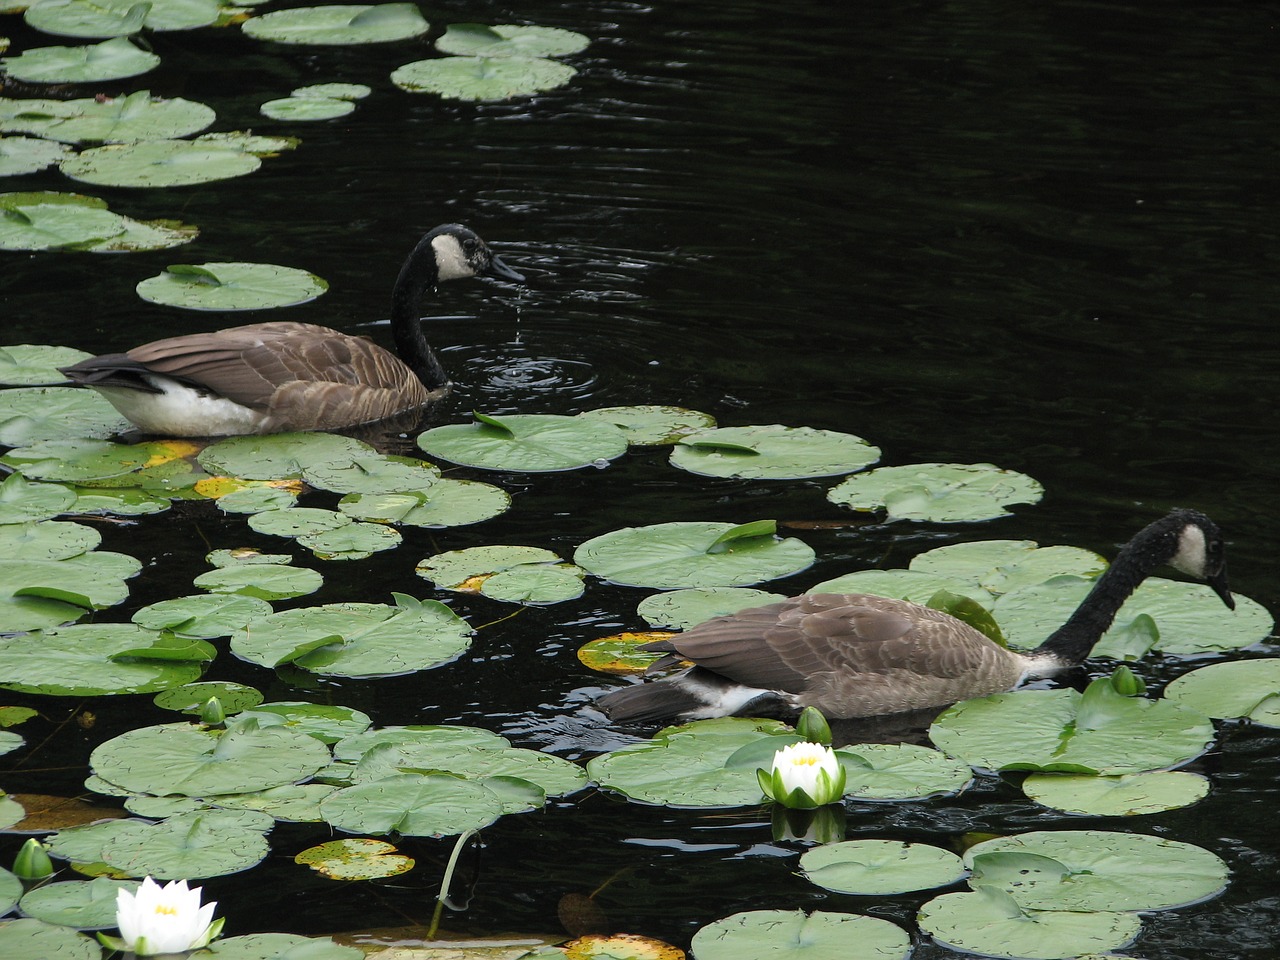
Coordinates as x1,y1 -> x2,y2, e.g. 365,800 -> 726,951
13,838 -> 53,881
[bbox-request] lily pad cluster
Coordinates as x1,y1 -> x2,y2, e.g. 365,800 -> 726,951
0,192 -> 197,253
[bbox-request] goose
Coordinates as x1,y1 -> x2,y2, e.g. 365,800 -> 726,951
596,509 -> 1234,722
58,224 -> 523,437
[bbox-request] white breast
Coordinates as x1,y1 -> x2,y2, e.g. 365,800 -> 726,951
94,379 -> 269,437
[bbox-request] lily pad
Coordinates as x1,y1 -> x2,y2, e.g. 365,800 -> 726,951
193,562 -> 324,601
0,625 -> 212,696
910,539 -> 1108,597
1163,659 -> 1280,725
1,36 -> 159,83
132,594 -> 274,638
636,587 -> 788,630
0,386 -> 130,445
0,519 -> 99,559
965,829 -> 1229,911
918,886 -> 1140,960
807,568 -> 995,608
577,405 -> 716,446
575,520 -> 815,589
0,471 -> 77,523
1021,770 -> 1210,816
260,97 -> 355,121
238,701 -> 371,744
0,135 -> 70,176
295,838 -> 413,880
577,631 -> 672,675
292,82 -> 372,100
435,23 -> 590,59
153,681 -> 264,716
229,594 -> 472,678
198,432 -> 374,480
0,918 -> 102,960
137,262 -> 328,310
800,840 -> 967,895
392,55 -> 577,101
17,877 -> 136,929
243,3 -> 429,44
24,0 -> 223,37
338,479 -> 510,527
827,462 -> 1044,522
928,676 -> 1215,775
196,933 -> 362,960
836,742 -> 974,800
417,412 -> 627,472
691,910 -> 910,960
93,810 -> 272,879
1,92 -> 215,144
672,424 -> 881,480
61,140 -> 262,188
320,773 -> 506,837
302,453 -> 440,494
0,343 -> 92,384
0,198 -> 128,251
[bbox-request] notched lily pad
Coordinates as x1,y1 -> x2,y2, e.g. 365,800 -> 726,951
61,139 -> 262,188
392,55 -> 577,101
672,424 -> 881,480
417,411 -> 627,472
1,36 -> 160,84
243,3 -> 429,45
137,262 -> 328,310
435,23 -> 590,59
828,462 -> 1044,522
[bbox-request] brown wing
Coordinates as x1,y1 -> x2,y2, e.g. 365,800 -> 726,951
124,322 -> 434,430
657,594 -> 1006,694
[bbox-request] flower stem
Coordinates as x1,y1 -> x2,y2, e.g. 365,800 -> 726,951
427,829 -> 475,939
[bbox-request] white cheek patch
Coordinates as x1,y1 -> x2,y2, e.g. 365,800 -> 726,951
1169,524 -> 1208,577
431,234 -> 476,281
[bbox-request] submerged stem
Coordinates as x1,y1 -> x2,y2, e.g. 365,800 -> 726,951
427,828 -> 475,939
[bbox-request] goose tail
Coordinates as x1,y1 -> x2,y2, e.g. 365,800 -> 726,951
597,668 -> 795,724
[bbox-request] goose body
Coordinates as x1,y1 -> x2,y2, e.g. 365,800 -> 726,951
60,224 -> 523,436
597,510 -> 1234,722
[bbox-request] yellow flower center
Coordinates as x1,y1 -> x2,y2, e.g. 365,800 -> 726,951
154,905 -> 179,916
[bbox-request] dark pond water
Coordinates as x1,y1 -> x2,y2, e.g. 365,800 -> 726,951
3,0 -> 1280,956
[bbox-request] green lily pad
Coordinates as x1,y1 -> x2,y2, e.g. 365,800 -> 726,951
198,432 -> 374,480
435,23 -> 590,59
636,587 -> 789,630
238,701 -> 371,744
417,412 -> 627,472
928,676 -> 1215,775
136,262 -> 328,310
0,386 -> 131,445
0,625 -> 211,696
966,829 -> 1229,911
836,742 -> 974,800
18,877 -> 136,929
90,720 -> 331,796
24,0 -> 223,37
0,472 -> 77,523
0,918 -> 102,960
577,404 -> 717,446
67,486 -> 171,517
807,568 -> 995,607
1,92 -> 215,144
392,55 -> 577,101
302,453 -> 440,494
0,519 -> 99,559
2,36 -> 159,83
909,539 -> 1108,596
209,783 -> 339,823
417,544 -> 561,589
0,135 -> 70,175
0,865 -> 19,911
260,96 -> 355,121
575,520 -> 815,589
95,810 -> 272,879
229,594 -> 472,678
153,681 -> 265,716
197,933 -> 362,960
691,910 -> 911,960
132,594 -> 274,638
1163,659 -> 1280,724
3,437 -> 191,483
587,717 -> 793,807
800,840 -> 967,895
250,509 -> 401,561
243,3 -> 429,44
671,424 -> 881,480
918,887 -> 1140,960
337,479 -> 510,527
61,140 -> 262,188
0,343 -> 92,384
320,773 -> 505,837
193,562 -> 324,601
1021,770 -> 1210,816
0,199 -> 128,251
827,462 -> 1044,522
292,82 -> 372,100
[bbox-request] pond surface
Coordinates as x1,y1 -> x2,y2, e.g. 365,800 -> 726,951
3,0 -> 1279,957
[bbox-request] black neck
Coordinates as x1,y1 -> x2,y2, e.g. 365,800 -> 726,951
389,235 -> 449,390
1033,528 -> 1174,663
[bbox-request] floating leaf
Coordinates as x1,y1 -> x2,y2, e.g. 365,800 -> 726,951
153,681 -> 264,716
0,386 -> 130,445
0,918 -> 102,960
136,262 -> 328,310
18,877 -> 136,930
90,721 -> 331,796
827,462 -> 1043,522
918,887 -> 1140,960
0,135 -> 70,175
1,92 -> 215,144
0,343 -> 91,384
295,838 -> 414,880
929,679 -> 1215,775
1163,659 -> 1280,725
0,199 -> 127,251
338,478 -> 510,527
672,424 -> 880,480
0,625 -> 210,696
0,472 -> 77,523
302,452 -> 440,494
95,810 -> 272,879
807,568 -> 994,608
835,742 -> 973,800
575,520 -> 814,589
636,587 -> 788,630
577,405 -> 716,446
320,773 -> 505,837
1,36 -> 159,84
392,55 -> 577,100
1021,770 -> 1210,815
132,594 -> 273,638
800,840 -> 967,895
260,96 -> 355,121
193,562 -> 324,601
966,829 -> 1229,911
24,0 -> 222,37
577,631 -> 672,675
238,701 -> 371,744
435,23 -> 590,59
194,933 -> 362,960
198,432 -> 374,480
417,544 -> 561,588
0,519 -> 112,562
292,82 -> 371,100
910,539 -> 1107,596
229,596 -> 472,678
418,412 -> 627,472
243,3 -> 429,44
691,910 -> 910,960
61,140 -> 262,188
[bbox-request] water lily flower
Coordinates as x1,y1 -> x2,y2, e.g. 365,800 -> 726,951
757,741 -> 847,809
101,876 -> 223,957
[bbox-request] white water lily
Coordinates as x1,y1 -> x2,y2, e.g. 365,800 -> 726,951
758,740 -> 847,809
106,876 -> 223,957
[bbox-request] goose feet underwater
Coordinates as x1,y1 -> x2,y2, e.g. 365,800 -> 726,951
596,509 -> 1234,723
59,224 -> 524,437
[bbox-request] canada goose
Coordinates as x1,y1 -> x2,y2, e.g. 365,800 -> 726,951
597,510 -> 1234,722
59,224 -> 523,436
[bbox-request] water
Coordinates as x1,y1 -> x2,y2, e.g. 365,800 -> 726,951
3,0 -> 1279,955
